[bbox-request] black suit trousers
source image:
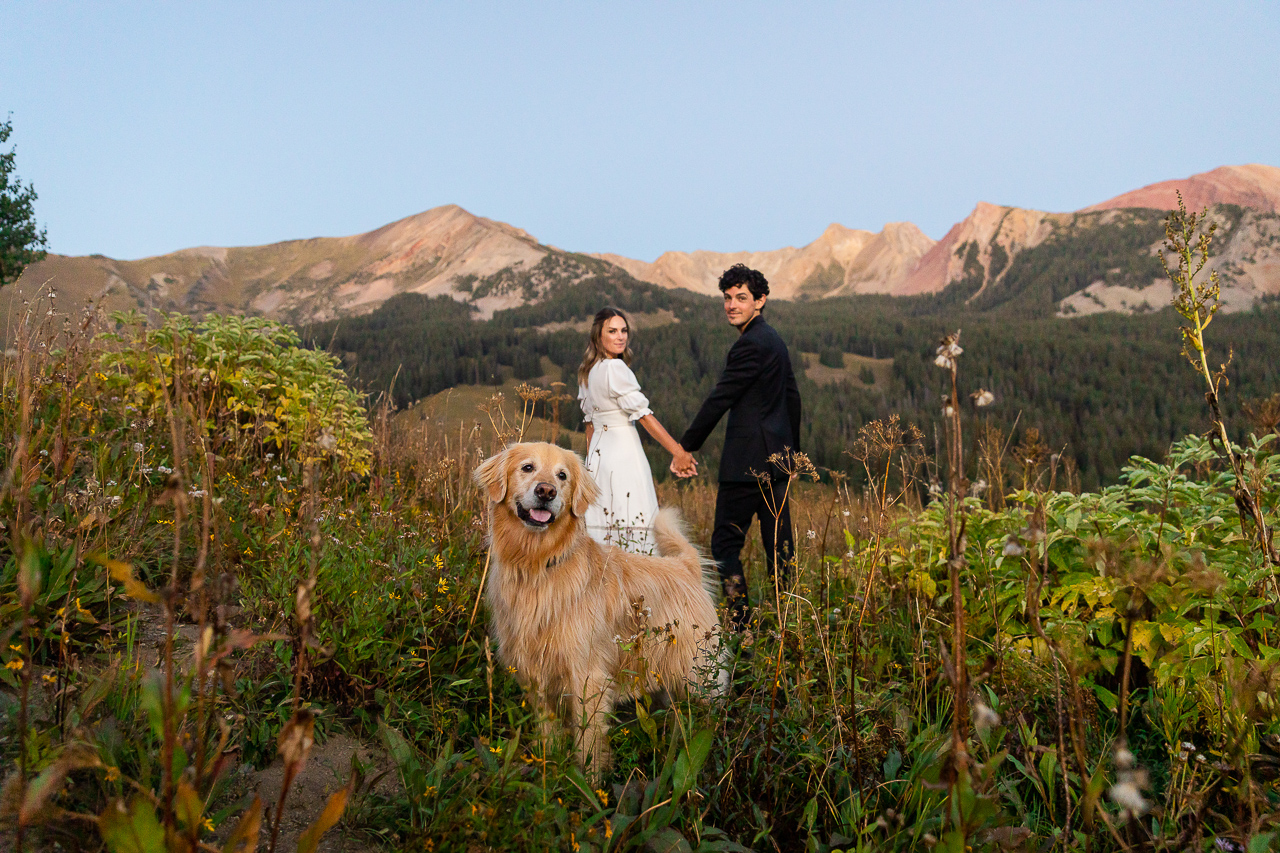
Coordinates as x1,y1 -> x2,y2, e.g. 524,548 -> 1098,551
711,480 -> 794,624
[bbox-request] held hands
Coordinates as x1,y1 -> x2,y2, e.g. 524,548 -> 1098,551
670,448 -> 698,479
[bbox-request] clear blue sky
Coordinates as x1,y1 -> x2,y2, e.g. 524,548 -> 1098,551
3,2 -> 1278,261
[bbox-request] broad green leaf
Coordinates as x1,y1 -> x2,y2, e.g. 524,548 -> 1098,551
98,796 -> 165,853
672,728 -> 714,800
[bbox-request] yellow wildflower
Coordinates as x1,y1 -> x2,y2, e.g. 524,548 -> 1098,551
596,789 -> 609,806
5,660 -> 23,671
105,766 -> 121,782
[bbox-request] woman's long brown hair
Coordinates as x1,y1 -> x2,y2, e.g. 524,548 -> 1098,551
577,306 -> 633,386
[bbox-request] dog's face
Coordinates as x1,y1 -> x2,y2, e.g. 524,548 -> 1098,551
473,442 -> 600,531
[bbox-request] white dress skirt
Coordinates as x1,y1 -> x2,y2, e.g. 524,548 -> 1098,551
578,358 -> 660,554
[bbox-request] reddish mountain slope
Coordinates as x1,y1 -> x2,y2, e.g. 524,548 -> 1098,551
1083,164 -> 1280,214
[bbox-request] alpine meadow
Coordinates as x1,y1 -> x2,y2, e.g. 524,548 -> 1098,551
6,167 -> 1280,852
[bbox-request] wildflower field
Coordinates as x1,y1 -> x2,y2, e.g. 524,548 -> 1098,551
4,205 -> 1280,852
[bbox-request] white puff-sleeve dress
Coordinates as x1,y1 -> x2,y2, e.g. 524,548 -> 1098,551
578,358 -> 660,554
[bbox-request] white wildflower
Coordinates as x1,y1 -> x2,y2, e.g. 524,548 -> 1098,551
1109,779 -> 1148,817
277,475 -> 287,482
805,530 -> 817,540
132,443 -> 144,453
972,389 -> 995,407
934,354 -> 953,370
973,702 -> 1001,734
157,465 -> 173,475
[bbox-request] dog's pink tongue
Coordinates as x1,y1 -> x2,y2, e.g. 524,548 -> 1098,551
529,508 -> 552,523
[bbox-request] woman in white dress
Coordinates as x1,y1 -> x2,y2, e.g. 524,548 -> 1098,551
577,307 -> 697,553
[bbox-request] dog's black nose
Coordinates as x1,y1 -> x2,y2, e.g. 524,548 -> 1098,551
535,482 -> 558,501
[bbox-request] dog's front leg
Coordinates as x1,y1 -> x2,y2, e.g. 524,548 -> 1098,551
569,673 -> 615,781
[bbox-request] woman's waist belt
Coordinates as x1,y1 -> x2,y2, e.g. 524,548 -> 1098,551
589,409 -> 633,427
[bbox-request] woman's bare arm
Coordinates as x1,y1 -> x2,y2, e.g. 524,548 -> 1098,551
637,414 -> 696,472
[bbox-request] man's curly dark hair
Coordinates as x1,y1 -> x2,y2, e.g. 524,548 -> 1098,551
718,263 -> 769,300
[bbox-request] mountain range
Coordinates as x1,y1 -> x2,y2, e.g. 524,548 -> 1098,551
8,164 -> 1280,331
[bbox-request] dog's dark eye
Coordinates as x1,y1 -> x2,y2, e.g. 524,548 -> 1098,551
521,463 -> 535,473
557,471 -> 567,481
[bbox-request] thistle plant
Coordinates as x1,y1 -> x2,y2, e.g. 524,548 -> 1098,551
1163,192 -> 1278,571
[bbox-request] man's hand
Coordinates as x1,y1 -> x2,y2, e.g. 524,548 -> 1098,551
670,449 -> 698,479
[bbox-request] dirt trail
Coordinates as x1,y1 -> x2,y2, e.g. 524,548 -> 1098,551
246,733 -> 400,853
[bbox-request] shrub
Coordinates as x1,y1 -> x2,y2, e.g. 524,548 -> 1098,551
98,312 -> 373,476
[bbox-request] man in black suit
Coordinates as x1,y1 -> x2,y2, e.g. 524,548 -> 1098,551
675,264 -> 802,630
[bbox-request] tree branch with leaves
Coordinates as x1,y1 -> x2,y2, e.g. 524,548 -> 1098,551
0,117 -> 48,288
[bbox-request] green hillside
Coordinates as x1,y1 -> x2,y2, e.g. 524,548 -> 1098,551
308,272 -> 1280,492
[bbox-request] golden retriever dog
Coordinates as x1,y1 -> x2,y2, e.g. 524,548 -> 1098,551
473,441 -> 725,775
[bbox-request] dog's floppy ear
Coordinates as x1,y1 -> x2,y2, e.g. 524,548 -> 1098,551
568,452 -> 601,517
473,446 -> 511,504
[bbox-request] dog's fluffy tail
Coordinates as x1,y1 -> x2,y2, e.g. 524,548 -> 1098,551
654,507 -> 721,598
653,507 -> 697,560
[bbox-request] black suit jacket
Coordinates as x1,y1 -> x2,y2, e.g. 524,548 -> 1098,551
680,316 -> 802,483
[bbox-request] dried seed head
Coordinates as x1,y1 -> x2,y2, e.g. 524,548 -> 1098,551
278,709 -> 316,770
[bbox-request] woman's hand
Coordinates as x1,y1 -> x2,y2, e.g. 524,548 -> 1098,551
670,448 -> 698,478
